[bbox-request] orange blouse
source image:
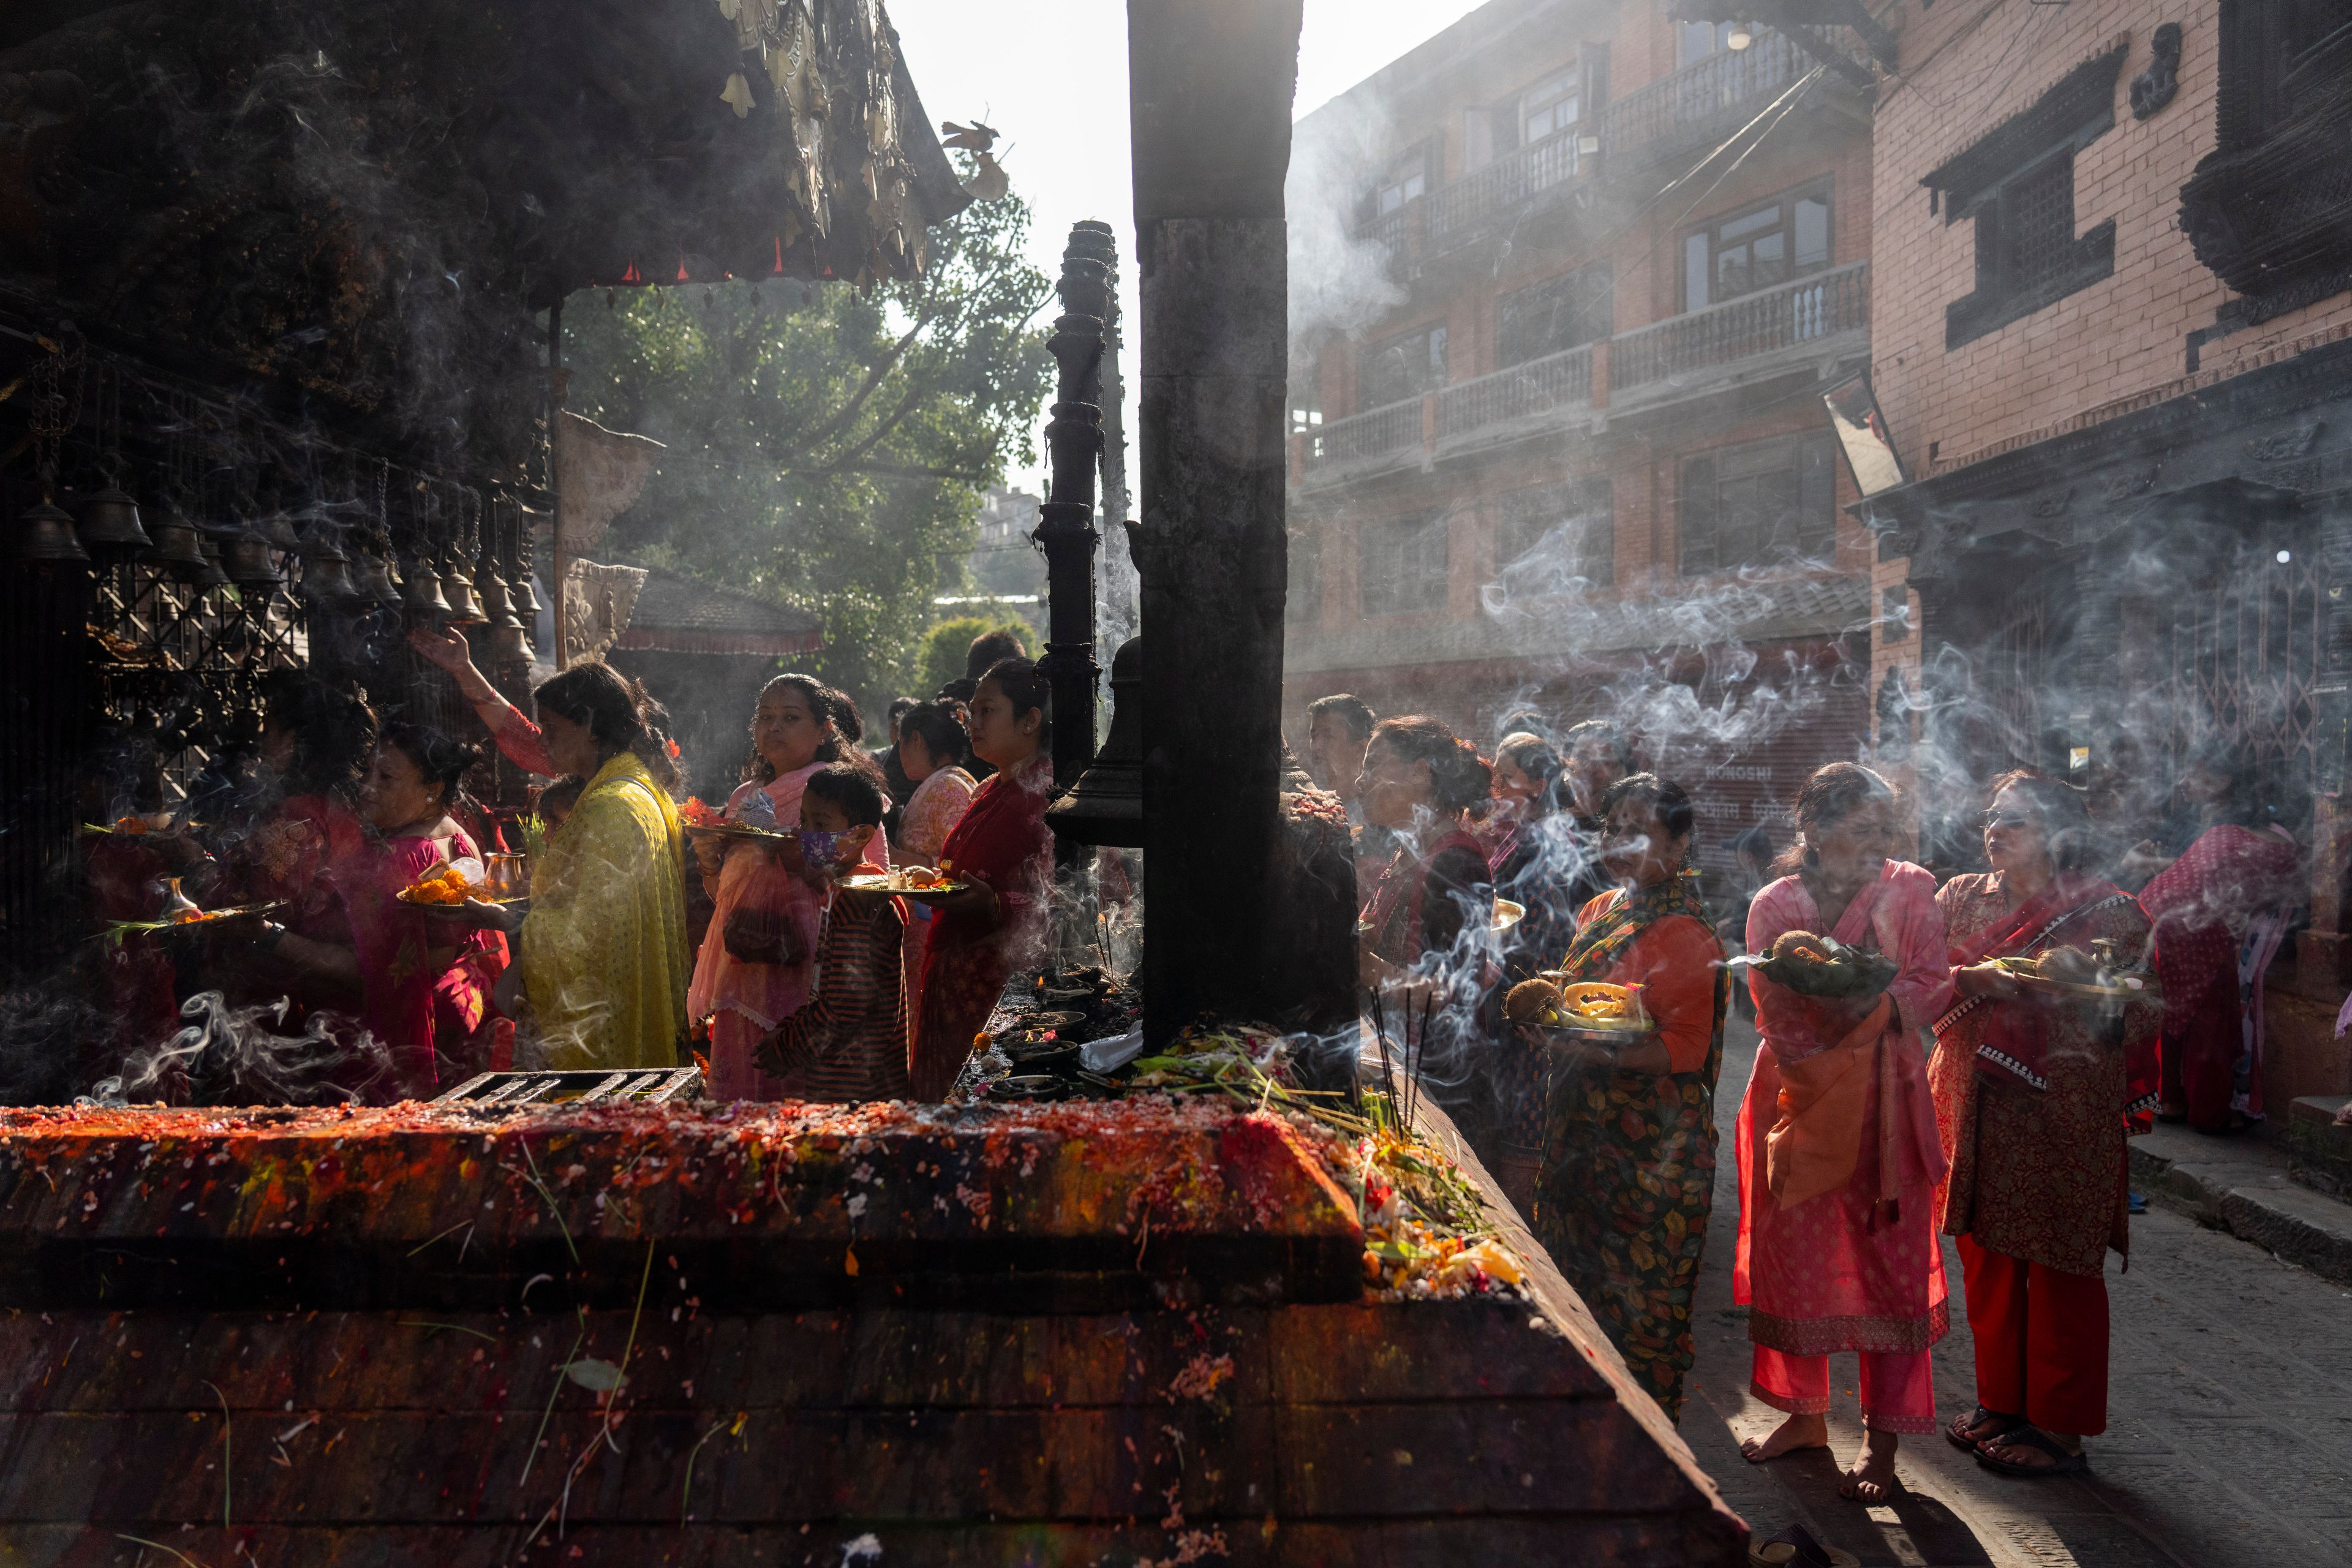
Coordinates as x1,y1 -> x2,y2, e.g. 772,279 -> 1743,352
1573,892 -> 1724,1074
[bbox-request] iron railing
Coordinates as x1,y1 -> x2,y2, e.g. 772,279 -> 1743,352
1428,131 -> 1586,240
1302,396 -> 1423,470
1436,342 -> 1594,437
1610,262 -> 1868,391
1348,30 -> 1851,252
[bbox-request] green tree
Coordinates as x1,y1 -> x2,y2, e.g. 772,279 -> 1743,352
915,614 -> 1036,698
562,187 -> 1055,710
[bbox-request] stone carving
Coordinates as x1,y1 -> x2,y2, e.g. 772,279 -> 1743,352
2100,467 -> 2157,502
2028,487 -> 2074,518
2131,24 -> 2182,119
2246,423 -> 2321,462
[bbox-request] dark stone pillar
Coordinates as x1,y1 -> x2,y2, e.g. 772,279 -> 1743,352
1126,0 -> 1303,1041
1036,225 -> 1113,794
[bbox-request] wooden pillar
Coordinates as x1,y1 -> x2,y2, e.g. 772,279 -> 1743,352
1127,0 -> 1303,1042
1037,225 -> 1111,793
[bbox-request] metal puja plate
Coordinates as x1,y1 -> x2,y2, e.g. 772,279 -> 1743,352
1997,965 -> 2160,1005
841,873 -> 969,903
407,895 -> 529,921
1536,1014 -> 1654,1042
684,821 -> 793,843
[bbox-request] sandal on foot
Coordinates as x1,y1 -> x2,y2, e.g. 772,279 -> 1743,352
1974,1426 -> 2087,1478
1945,1405 -> 2022,1453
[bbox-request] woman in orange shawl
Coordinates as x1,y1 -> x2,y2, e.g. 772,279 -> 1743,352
1737,763 -> 1953,1502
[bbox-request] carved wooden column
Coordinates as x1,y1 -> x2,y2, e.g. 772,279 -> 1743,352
1126,0 -> 1305,1041
1036,226 -> 1112,794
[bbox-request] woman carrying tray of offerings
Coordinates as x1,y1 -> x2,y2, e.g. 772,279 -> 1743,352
892,699 -> 979,1056
687,675 -> 884,1101
911,660 -> 1056,1099
1737,762 -> 1953,1503
1528,774 -> 1727,1423
1932,771 -> 2158,1477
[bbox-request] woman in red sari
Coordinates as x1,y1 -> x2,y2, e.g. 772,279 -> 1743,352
910,658 -> 1056,1098
1932,771 -> 2158,1477
2133,747 -> 2301,1133
253,723 -> 506,1099
1358,715 -> 1493,989
1738,763 -> 1953,1502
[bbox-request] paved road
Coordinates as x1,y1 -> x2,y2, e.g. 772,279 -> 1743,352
1681,1019 -> 2352,1568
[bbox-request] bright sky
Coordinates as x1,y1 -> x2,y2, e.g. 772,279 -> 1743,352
888,0 -> 1487,497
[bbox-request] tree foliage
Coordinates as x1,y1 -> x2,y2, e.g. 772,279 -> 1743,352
915,614 -> 1036,698
561,187 -> 1055,709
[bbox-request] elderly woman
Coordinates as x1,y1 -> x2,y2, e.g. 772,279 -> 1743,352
459,663 -> 691,1071
1933,771 -> 2158,1477
1529,774 -> 1728,1422
1737,762 -> 1953,1502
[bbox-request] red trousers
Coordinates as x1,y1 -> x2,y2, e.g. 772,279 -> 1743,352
1751,1346 -> 1936,1434
1957,1234 -> 2109,1436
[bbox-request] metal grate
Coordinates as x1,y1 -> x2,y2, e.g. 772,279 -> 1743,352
2158,535 -> 2321,788
2002,153 -> 2077,292
431,1068 -> 705,1109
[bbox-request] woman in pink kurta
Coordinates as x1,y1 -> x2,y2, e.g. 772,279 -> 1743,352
688,676 -> 878,1101
890,699 -> 978,1057
1736,763 -> 1953,1502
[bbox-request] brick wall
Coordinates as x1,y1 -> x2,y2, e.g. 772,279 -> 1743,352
1867,1 -> 2352,483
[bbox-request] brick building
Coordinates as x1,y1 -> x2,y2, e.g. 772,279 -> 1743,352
1860,0 -> 2352,1109
1282,0 -> 1885,865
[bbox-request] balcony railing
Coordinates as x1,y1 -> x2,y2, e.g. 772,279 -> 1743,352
1346,29 -> 1850,255
1302,396 -> 1424,471
1610,261 -> 1868,391
1428,131 -> 1586,240
1436,342 -> 1594,437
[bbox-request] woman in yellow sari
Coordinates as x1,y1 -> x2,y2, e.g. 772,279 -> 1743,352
463,662 -> 690,1070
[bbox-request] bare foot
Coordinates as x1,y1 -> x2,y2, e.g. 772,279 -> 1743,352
1839,1428 -> 1900,1502
1741,1412 -> 1829,1463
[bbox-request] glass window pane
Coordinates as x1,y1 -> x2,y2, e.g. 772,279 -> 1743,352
1717,243 -> 1749,298
1428,326 -> 1448,380
1753,232 -> 1786,288
1795,196 -> 1830,268
1684,233 -> 1711,309
1720,203 -> 1780,241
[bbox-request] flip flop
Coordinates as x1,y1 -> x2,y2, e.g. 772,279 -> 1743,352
1945,1404 -> 2022,1453
1974,1425 -> 2089,1478
1748,1525 -> 1860,1568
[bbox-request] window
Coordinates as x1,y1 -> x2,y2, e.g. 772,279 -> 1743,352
1359,323 -> 1447,409
1677,20 -> 1735,66
1287,531 -> 1322,624
1376,150 -> 1427,215
2222,0 -> 2346,149
1520,68 -> 1580,143
1681,185 -> 1832,311
1496,263 -> 1612,366
1495,478 -> 1613,590
1924,45 -> 2125,349
1360,513 -> 1450,616
1289,372 -> 1322,436
1678,436 -> 1838,575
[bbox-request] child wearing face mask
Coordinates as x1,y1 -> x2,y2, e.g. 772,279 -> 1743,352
754,764 -> 909,1102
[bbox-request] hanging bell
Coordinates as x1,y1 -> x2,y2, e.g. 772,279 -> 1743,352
192,537 -> 233,590
511,571 -> 545,617
476,559 -> 517,624
400,554 -> 453,617
300,538 -> 358,603
350,546 -> 399,606
75,486 -> 150,557
255,510 -> 301,552
222,527 -> 281,587
488,622 -> 535,665
440,552 -> 486,625
146,505 -> 211,577
15,498 -> 92,565
1045,635 -> 1144,848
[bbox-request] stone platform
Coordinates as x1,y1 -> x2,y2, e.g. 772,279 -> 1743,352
0,1098 -> 1747,1564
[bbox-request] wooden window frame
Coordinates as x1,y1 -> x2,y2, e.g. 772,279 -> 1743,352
1678,179 -> 1834,314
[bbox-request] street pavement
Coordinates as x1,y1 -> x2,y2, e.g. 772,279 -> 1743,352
1680,1017 -> 2352,1568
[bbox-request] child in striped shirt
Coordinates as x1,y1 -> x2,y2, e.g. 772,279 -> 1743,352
755,763 -> 911,1102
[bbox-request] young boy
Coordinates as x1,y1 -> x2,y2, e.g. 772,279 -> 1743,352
755,762 -> 910,1102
